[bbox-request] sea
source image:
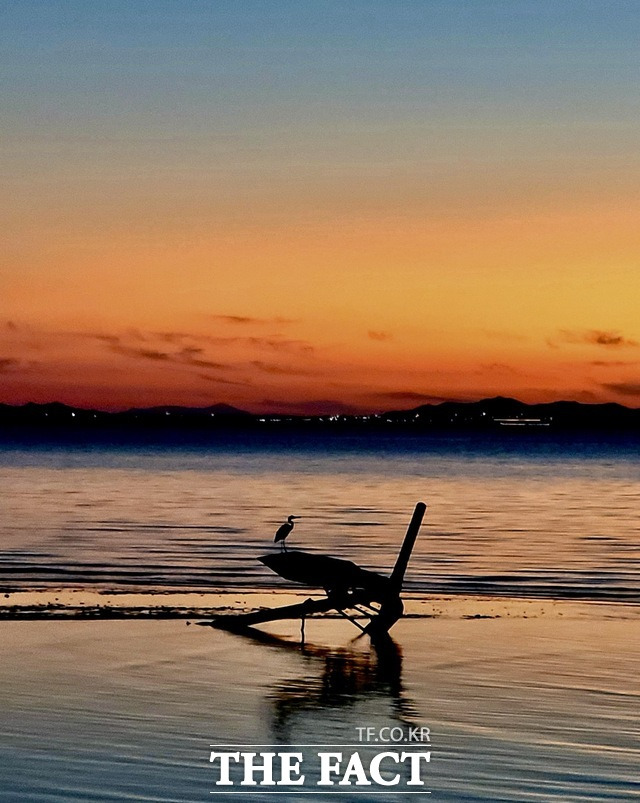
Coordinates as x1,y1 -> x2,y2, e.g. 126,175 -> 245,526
2,430 -> 640,802
1,430 -> 639,601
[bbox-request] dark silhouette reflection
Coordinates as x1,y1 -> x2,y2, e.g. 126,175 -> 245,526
221,626 -> 419,743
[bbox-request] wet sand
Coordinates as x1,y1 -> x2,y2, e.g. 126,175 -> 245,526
1,600 -> 640,801
2,588 -> 639,621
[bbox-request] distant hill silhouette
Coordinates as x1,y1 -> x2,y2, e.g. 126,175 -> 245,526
0,396 -> 639,433
381,395 -> 639,431
124,403 -> 251,417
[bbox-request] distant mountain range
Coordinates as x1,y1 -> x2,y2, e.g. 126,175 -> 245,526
1,396 -> 639,432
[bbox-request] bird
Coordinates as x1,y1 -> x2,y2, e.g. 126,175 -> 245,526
274,515 -> 300,551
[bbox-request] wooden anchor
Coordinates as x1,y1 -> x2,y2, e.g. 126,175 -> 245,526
210,502 -> 426,637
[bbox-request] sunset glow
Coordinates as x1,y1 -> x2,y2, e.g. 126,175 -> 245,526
2,1 -> 639,414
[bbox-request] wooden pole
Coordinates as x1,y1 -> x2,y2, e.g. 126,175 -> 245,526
389,501 -> 426,594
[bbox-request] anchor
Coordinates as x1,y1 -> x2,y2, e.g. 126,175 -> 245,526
210,502 -> 426,638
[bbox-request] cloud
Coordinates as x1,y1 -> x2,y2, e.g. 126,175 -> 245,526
591,331 -> 636,347
86,330 -> 309,370
601,382 -> 640,397
109,342 -> 232,372
371,391 -> 451,404
55,327 -> 315,384
197,373 -> 252,387
80,332 -> 232,374
368,330 -> 392,342
175,347 -> 228,370
85,333 -> 121,346
0,357 -> 20,373
591,360 -> 638,367
154,331 -> 234,347
212,315 -> 265,325
211,315 -> 297,326
155,331 -> 243,349
250,361 -> 312,376
154,331 -> 192,345
112,345 -> 170,362
553,329 -> 638,349
245,337 -> 314,354
178,346 -> 203,358
154,330 -> 314,354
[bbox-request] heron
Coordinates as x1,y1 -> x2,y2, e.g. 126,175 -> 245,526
274,515 -> 300,551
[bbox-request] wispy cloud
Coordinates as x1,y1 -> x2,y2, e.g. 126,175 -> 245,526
108,342 -> 231,371
90,334 -> 119,345
76,332 -> 234,374
174,346 -> 229,370
211,314 -> 297,326
371,391 -> 451,404
154,331 -> 193,345
81,328 -> 315,372
250,361 -> 312,376
247,337 -> 314,354
591,360 -> 638,367
0,357 -> 41,375
368,330 -> 392,342
0,357 -> 20,373
112,345 -> 170,362
197,373 -> 252,387
551,329 -> 638,349
601,381 -> 640,397
153,330 -> 314,354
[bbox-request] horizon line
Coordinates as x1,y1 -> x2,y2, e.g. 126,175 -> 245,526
2,395 -> 639,417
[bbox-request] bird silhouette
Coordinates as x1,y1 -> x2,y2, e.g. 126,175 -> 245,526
274,515 -> 300,551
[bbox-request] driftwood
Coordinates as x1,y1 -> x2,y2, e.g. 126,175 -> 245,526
210,501 -> 426,637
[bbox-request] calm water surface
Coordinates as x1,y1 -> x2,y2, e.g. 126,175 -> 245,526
1,433 -> 639,599
1,617 -> 639,801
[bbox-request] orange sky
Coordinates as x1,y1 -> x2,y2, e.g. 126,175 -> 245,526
2,2 -> 639,414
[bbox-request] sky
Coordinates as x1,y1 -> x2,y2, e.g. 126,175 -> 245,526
1,0 -> 639,414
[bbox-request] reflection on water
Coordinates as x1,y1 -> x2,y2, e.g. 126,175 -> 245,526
206,626 -> 431,792
1,618 -> 639,801
228,627 -> 418,742
1,435 -> 640,600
